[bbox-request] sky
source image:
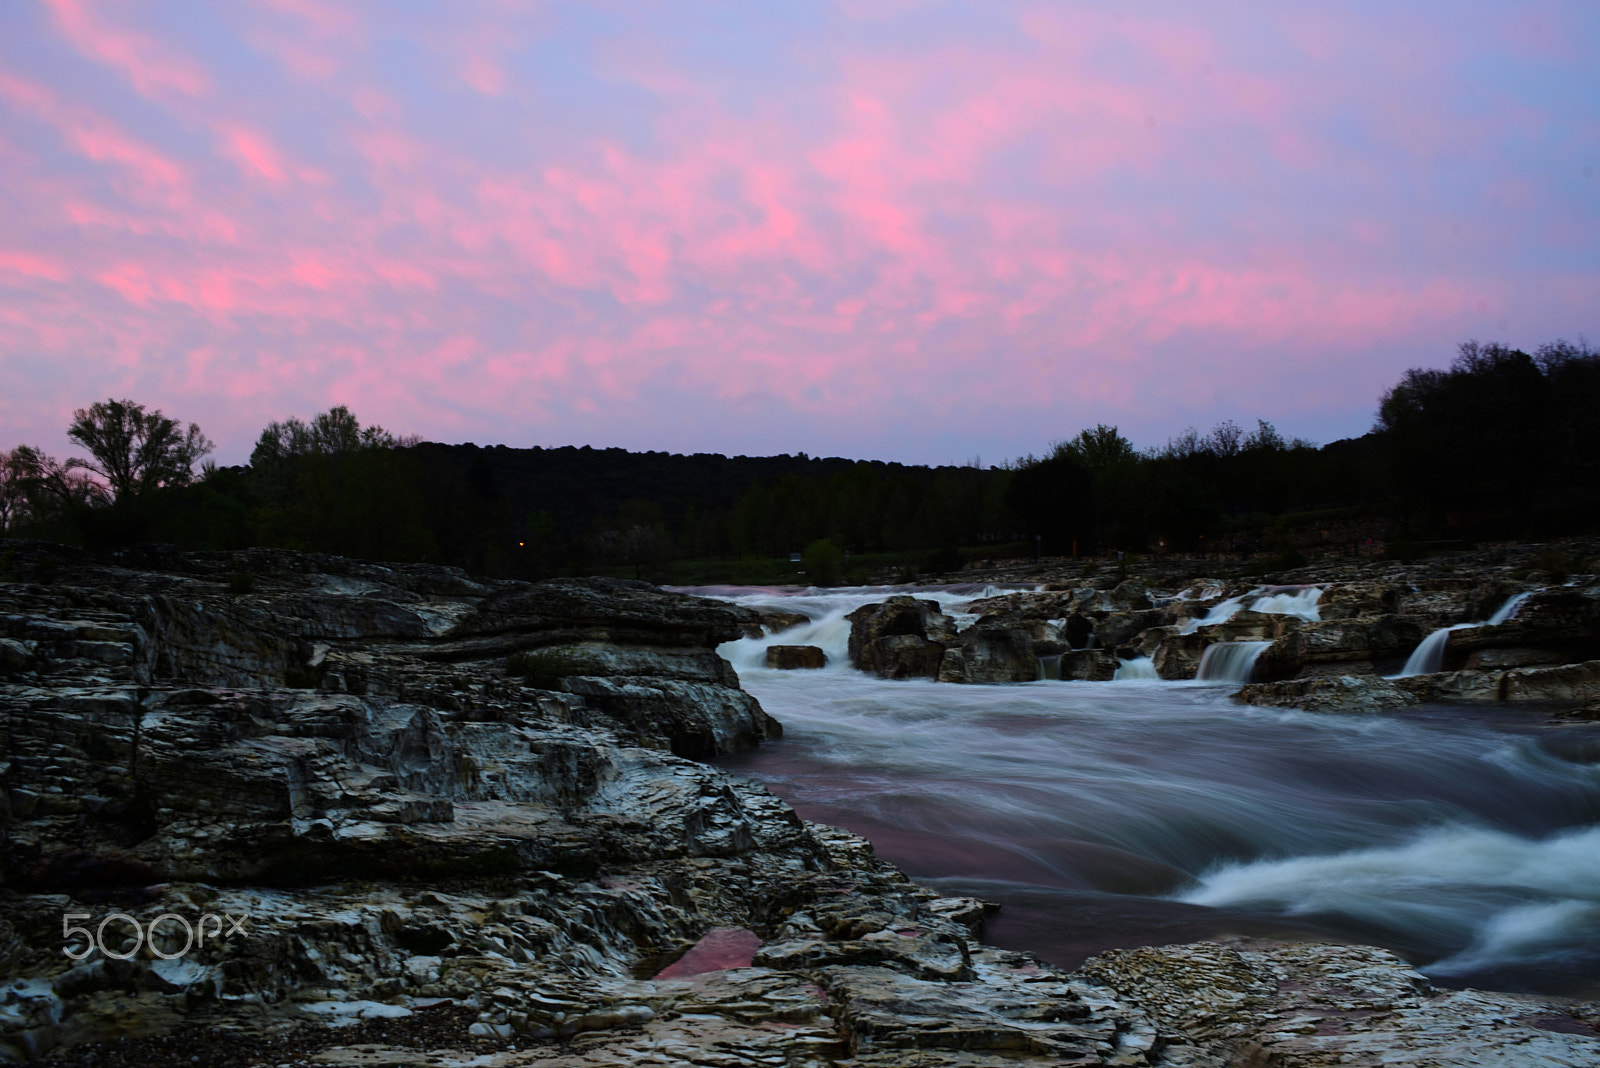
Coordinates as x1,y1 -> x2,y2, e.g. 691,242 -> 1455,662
1,1 -> 1596,467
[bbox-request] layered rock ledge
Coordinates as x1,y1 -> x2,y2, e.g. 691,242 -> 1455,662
3,542 -> 1597,1066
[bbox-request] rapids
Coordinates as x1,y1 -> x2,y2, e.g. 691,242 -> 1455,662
684,584 -> 1600,997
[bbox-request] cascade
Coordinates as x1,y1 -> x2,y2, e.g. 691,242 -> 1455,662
1035,654 -> 1063,681
1195,641 -> 1273,683
1113,656 -> 1159,681
1178,585 -> 1323,635
1398,590 -> 1540,677
1488,589 -> 1536,626
1399,623 -> 1478,676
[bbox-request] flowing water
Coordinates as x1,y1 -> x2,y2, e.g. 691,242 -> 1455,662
681,585 -> 1600,996
1398,590 -> 1540,677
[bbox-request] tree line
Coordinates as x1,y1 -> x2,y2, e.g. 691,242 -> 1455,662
3,337 -> 1596,578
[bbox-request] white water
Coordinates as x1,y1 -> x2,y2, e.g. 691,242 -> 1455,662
1398,590 -> 1539,677
695,584 -> 1600,995
1184,823 -> 1600,985
1113,657 -> 1160,681
1178,585 -> 1323,635
699,583 -> 1032,674
1194,641 -> 1274,684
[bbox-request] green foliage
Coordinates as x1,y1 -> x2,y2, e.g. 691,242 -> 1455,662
921,545 -> 965,575
802,538 -> 845,586
507,649 -> 582,689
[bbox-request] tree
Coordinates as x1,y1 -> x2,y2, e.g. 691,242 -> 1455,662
802,538 -> 844,586
0,448 -> 30,533
67,398 -> 214,503
250,404 -> 409,465
1052,424 -> 1137,470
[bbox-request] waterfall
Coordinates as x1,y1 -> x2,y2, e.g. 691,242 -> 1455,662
1487,590 -> 1536,626
1398,590 -> 1540,677
1113,656 -> 1159,681
1195,641 -> 1273,683
1179,595 -> 1247,635
1036,654 -> 1063,681
1250,585 -> 1323,622
1399,623 -> 1479,676
1179,585 -> 1323,635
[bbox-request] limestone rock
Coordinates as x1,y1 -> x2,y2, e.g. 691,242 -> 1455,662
1233,674 -> 1418,714
1254,614 -> 1424,681
1079,939 -> 1600,1067
845,597 -> 957,679
765,645 -> 827,669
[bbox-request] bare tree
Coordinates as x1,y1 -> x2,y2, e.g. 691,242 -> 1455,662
0,447 -> 30,533
66,398 -> 214,503
1207,419 -> 1244,458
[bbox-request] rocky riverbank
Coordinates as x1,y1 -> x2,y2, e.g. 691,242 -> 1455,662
3,541 -> 1598,1066
836,540 -> 1600,718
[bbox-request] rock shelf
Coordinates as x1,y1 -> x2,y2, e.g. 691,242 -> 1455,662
2,541 -> 1597,1066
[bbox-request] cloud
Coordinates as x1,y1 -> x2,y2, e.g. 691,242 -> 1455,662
42,0 -> 211,98
0,1 -> 1594,465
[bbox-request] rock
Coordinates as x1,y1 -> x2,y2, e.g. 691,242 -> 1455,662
953,624 -> 1050,682
1254,614 -> 1424,681
1093,608 -> 1165,650
1058,650 -> 1119,681
1147,610 -> 1306,680
757,610 -> 810,634
1079,938 -> 1600,1068
1502,658 -> 1600,703
765,645 -> 826,669
1233,674 -> 1418,714
845,597 -> 956,679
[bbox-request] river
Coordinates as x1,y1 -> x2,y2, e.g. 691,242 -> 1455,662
681,584 -> 1600,997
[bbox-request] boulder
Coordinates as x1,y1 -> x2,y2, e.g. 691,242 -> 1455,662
1253,614 -> 1425,681
758,609 -> 810,634
1149,610 -> 1305,680
765,645 -> 826,670
845,597 -> 957,679
1058,649 -> 1119,681
1092,608 -> 1165,650
954,624 -> 1066,682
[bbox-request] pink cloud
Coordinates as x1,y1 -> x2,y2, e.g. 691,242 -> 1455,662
43,0 -> 211,97
216,124 -> 287,183
0,3 -> 1592,467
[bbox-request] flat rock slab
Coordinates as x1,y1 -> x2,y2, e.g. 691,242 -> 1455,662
654,928 -> 762,978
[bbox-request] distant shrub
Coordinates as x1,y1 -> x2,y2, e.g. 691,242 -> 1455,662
802,538 -> 845,586
1532,549 -> 1576,583
507,649 -> 581,689
227,571 -> 255,596
1382,540 -> 1426,563
921,545 -> 964,575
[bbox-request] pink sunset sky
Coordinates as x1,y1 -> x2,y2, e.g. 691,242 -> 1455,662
1,1 -> 1596,466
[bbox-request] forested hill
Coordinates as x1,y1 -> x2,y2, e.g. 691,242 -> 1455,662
412,442 -> 865,537
3,337 -> 1597,583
